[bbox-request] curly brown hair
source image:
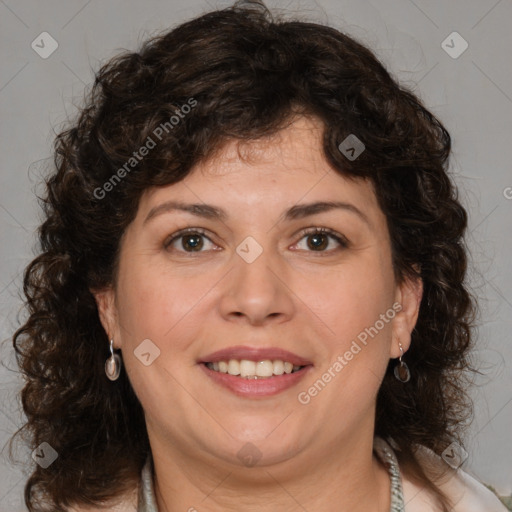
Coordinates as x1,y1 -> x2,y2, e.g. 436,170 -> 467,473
10,1 -> 477,510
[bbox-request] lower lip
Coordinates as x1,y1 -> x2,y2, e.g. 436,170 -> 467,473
199,363 -> 313,398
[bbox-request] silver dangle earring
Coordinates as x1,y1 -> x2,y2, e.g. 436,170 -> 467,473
393,342 -> 411,383
105,338 -> 122,381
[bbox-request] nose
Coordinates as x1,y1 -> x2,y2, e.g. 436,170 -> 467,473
218,242 -> 295,326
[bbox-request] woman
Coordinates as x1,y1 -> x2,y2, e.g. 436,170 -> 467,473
11,1 -> 507,511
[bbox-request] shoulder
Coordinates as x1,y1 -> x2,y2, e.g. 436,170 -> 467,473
401,444 -> 507,512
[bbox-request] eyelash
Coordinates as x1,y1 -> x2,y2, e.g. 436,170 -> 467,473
163,227 -> 349,255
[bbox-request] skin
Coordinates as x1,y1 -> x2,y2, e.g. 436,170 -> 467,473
94,115 -> 423,512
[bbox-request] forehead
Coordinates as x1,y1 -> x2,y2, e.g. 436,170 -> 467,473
138,115 -> 383,226
198,115 -> 331,176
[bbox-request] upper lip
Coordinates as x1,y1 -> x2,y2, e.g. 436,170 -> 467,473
198,345 -> 313,366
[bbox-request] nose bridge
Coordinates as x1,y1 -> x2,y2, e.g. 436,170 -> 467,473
233,234 -> 280,297
219,234 -> 294,323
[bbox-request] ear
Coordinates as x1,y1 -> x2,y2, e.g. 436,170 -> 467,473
90,286 -> 122,348
389,267 -> 423,359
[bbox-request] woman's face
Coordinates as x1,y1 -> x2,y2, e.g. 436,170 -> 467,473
95,115 -> 422,469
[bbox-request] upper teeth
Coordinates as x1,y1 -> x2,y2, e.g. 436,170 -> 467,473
206,359 -> 302,378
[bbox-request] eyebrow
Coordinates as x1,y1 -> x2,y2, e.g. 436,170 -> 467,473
143,200 -> 371,227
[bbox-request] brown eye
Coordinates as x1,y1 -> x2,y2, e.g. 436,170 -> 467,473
180,234 -> 204,251
294,228 -> 349,253
164,228 -> 216,253
306,232 -> 329,251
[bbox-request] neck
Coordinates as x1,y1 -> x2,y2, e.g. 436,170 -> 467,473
149,430 -> 391,512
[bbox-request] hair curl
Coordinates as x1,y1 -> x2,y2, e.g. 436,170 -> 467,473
10,1 -> 477,510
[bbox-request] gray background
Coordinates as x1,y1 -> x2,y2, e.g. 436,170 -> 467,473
1,0 -> 511,509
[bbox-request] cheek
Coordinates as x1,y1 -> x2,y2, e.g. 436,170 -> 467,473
114,264 -> 203,415
115,257 -> 202,340
301,250 -> 395,398
303,254 -> 394,338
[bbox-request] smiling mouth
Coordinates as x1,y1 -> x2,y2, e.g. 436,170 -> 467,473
204,359 -> 307,379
